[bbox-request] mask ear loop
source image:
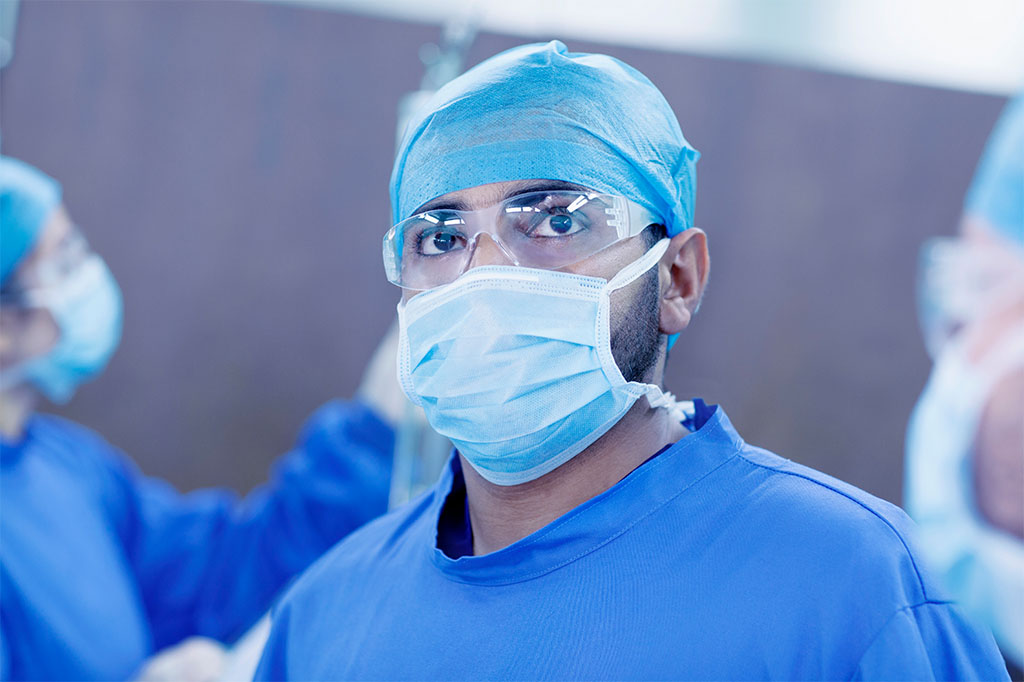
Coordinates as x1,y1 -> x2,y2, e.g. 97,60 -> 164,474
602,238 -> 688,417
606,238 -> 670,292
648,391 -> 692,424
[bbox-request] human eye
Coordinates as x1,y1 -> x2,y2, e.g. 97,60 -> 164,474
413,212 -> 468,256
510,193 -> 594,238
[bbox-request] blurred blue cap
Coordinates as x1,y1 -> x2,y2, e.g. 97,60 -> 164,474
965,93 -> 1024,245
1,156 -> 62,284
390,41 -> 699,236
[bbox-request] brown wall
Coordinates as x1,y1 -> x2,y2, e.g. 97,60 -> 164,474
1,0 -> 1007,503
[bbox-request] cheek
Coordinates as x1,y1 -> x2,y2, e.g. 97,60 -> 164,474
564,238 -> 655,330
563,237 -> 646,281
0,308 -> 59,367
976,369 -> 1024,458
608,276 -> 646,326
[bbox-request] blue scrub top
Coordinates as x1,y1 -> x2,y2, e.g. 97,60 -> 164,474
0,400 -> 392,681
257,403 -> 1008,681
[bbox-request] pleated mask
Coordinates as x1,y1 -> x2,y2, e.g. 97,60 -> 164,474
397,239 -> 680,486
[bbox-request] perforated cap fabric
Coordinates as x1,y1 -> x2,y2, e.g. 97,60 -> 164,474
1,156 -> 63,284
390,41 -> 699,236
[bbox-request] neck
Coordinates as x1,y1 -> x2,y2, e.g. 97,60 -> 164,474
0,384 -> 38,440
461,397 -> 686,555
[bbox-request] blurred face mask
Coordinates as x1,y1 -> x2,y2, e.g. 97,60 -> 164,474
905,320 -> 1024,663
397,238 -> 681,486
1,248 -> 123,403
908,324 -> 1024,498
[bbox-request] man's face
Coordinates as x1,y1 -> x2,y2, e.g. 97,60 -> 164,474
402,179 -> 666,384
0,207 -> 72,373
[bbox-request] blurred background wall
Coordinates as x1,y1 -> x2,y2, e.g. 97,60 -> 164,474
0,0 -> 1009,503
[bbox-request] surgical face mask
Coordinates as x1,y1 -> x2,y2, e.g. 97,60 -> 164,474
397,238 -> 683,486
4,254 -> 123,403
905,322 -> 1024,665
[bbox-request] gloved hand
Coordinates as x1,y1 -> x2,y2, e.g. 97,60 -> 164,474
132,637 -> 226,682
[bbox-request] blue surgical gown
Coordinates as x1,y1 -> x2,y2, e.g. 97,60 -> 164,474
256,403 -> 1008,681
0,400 -> 392,681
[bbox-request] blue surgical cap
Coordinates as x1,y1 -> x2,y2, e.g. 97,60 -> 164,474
965,93 -> 1024,245
1,156 -> 62,285
390,41 -> 699,236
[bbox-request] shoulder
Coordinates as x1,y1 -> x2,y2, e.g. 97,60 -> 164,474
722,442 -> 939,603
297,399 -> 393,445
22,414 -> 130,475
260,490 -> 435,670
680,439 -> 996,675
736,443 -> 919,542
30,413 -> 112,447
291,400 -> 396,474
3,416 -> 144,526
276,485 -> 436,608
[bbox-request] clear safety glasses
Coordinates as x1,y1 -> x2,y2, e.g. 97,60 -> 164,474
383,189 -> 662,290
0,227 -> 93,308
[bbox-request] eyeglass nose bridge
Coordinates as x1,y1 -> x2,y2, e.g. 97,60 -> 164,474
459,225 -> 520,277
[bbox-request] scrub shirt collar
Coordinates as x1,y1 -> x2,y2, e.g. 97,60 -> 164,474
429,402 -> 745,585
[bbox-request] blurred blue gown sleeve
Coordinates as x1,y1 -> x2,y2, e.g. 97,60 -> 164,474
106,399 -> 392,648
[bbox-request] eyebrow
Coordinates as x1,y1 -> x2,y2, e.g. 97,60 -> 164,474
414,180 -> 592,214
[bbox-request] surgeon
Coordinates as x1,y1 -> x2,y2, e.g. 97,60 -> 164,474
256,42 -> 1009,680
0,155 -> 394,681
907,93 -> 1024,673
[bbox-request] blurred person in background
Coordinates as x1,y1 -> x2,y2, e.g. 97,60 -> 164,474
256,41 -> 1009,681
0,155 -> 395,681
907,93 -> 1024,676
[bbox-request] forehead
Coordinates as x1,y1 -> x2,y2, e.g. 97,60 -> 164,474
412,179 -> 591,215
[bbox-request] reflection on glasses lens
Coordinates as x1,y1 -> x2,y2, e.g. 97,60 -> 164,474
386,190 -> 654,289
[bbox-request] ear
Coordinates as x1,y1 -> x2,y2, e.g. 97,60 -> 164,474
658,228 -> 709,335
